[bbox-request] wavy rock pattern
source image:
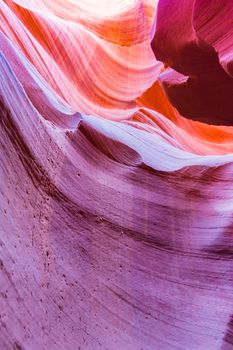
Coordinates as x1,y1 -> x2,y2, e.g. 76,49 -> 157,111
1,1 -> 233,350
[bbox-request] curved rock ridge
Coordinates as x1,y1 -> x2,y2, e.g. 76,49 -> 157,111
9,0 -> 158,46
1,1 -> 233,350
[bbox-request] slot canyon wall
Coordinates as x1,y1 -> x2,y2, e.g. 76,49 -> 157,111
1,1 -> 233,349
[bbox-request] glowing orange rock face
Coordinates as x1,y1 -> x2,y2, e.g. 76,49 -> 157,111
1,1 -> 233,350
1,0 -> 233,151
1,0 -> 161,120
